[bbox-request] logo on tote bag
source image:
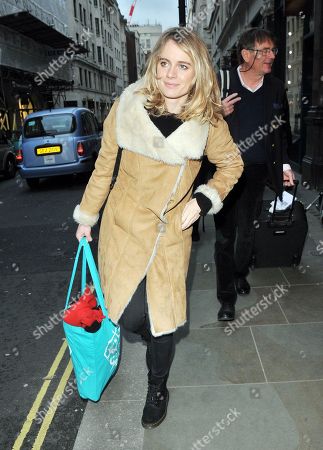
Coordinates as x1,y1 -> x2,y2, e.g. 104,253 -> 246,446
104,327 -> 120,367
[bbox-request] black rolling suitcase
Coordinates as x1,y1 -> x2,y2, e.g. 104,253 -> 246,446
251,181 -> 308,268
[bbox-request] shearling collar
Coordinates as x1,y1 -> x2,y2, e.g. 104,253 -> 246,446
116,79 -> 209,165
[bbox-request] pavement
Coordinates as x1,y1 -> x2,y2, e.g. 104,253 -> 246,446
72,183 -> 323,450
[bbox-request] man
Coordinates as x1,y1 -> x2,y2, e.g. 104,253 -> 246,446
215,28 -> 294,321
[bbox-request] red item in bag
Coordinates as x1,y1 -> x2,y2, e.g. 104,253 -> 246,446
63,286 -> 106,328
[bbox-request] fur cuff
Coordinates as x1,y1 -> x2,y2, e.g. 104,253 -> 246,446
73,205 -> 99,227
194,184 -> 223,215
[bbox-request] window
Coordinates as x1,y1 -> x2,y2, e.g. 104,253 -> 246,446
79,4 -> 82,23
73,0 -> 77,18
76,32 -> 79,43
92,43 -> 95,61
24,114 -> 76,138
97,46 -> 102,63
146,39 -> 150,49
93,115 -> 99,133
83,8 -> 86,26
84,69 -> 88,88
88,72 -> 92,88
95,18 -> 100,36
90,13 -> 93,31
81,112 -> 96,135
79,67 -> 83,86
94,0 -> 97,6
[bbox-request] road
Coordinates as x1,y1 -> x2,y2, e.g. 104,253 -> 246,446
0,173 -> 97,450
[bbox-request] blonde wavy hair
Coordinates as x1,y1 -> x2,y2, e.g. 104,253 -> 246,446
137,27 -> 222,126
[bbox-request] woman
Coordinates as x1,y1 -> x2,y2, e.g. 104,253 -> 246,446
74,27 -> 243,429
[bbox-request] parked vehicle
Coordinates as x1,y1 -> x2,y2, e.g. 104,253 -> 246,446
16,107 -> 102,188
0,131 -> 17,179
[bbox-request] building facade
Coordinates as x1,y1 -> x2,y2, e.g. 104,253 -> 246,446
63,0 -> 125,123
188,0 -> 322,189
129,24 -> 162,55
0,0 -> 147,134
285,15 -> 303,134
125,29 -> 145,83
0,0 -> 77,136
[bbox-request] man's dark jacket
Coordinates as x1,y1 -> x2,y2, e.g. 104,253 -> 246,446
223,68 -> 292,199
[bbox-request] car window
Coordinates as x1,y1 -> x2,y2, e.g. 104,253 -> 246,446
93,116 -> 100,133
81,112 -> 97,136
24,114 -> 76,138
88,113 -> 99,134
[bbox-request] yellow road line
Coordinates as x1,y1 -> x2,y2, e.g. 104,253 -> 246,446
12,340 -> 68,450
31,359 -> 73,450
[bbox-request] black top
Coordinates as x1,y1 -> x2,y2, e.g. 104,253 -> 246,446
233,82 -> 267,165
149,113 -> 183,138
224,68 -> 292,199
148,112 -> 212,215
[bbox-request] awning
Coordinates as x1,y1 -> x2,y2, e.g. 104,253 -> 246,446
0,11 -> 87,53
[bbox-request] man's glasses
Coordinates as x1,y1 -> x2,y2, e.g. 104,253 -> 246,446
247,47 -> 279,57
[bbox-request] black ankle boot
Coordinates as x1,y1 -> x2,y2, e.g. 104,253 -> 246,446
141,379 -> 169,429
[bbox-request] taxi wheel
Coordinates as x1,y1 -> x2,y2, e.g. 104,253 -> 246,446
4,155 -> 16,179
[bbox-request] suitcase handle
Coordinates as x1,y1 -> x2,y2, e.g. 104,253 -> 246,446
271,179 -> 299,224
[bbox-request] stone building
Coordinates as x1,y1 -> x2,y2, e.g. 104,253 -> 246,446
0,0 -> 79,135
0,0 -> 146,132
62,0 -> 125,122
129,23 -> 162,55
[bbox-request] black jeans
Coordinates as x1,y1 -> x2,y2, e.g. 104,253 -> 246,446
119,278 -> 173,384
214,164 -> 268,305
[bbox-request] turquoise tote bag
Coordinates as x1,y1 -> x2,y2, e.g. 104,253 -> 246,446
63,237 -> 120,401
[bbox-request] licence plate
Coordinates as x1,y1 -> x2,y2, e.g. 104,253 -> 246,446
36,145 -> 61,155
44,155 -> 56,164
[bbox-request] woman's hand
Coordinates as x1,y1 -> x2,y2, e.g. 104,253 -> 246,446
76,224 -> 93,242
181,199 -> 201,230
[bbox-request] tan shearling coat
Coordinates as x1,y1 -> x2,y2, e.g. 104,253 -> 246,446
74,79 -> 243,336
